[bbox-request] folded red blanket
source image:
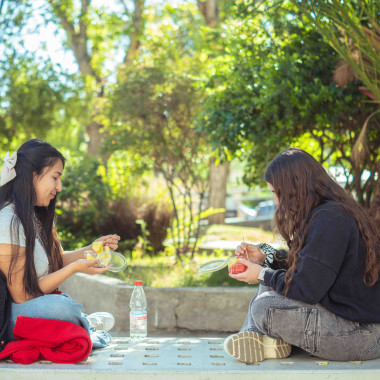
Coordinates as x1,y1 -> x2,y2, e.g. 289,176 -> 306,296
0,316 -> 92,364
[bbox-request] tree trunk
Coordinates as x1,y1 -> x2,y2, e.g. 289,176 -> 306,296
50,0 -> 145,159
197,0 -> 219,27
124,0 -> 145,64
208,159 -> 229,225
86,120 -> 104,157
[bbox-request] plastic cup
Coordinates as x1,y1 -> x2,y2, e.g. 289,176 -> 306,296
85,250 -> 98,261
84,250 -> 126,272
84,250 -> 111,267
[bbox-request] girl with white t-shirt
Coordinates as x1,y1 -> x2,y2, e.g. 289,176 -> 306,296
0,139 -> 119,347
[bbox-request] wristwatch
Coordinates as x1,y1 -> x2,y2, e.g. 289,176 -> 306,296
258,267 -> 268,285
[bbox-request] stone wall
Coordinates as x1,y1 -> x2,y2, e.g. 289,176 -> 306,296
60,273 -> 257,334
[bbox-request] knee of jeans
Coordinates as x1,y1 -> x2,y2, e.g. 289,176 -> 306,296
43,294 -> 83,321
250,295 -> 272,335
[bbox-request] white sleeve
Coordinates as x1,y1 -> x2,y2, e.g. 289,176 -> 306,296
0,211 -> 26,247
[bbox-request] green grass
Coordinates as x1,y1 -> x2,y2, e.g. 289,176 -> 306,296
106,224 -> 284,287
107,251 -> 253,287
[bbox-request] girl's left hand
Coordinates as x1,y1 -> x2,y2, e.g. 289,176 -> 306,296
229,258 -> 262,285
93,234 -> 121,251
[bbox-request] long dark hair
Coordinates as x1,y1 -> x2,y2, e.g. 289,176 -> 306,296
0,139 -> 66,297
265,147 -> 380,293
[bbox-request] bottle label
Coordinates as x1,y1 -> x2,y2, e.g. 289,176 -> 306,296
130,311 -> 147,333
130,312 -> 147,321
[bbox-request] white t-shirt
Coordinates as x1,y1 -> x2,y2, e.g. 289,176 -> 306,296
0,203 -> 49,278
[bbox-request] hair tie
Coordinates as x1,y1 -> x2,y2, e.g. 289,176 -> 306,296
0,151 -> 17,186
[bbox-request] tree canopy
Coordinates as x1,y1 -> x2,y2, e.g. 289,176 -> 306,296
0,0 -> 379,248
199,0 -> 379,207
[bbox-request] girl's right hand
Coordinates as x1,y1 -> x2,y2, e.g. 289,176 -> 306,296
229,258 -> 262,284
73,259 -> 108,275
235,242 -> 266,265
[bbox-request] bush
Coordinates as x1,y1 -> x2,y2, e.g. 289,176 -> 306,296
141,202 -> 173,255
56,155 -> 172,253
57,156 -> 110,248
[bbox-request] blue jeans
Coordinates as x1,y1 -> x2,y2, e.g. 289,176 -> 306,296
7,293 -> 111,348
241,285 -> 380,361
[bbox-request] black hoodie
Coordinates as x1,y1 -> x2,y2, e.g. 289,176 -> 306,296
264,203 -> 380,323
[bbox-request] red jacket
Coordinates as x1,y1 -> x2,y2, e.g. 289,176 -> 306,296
0,316 -> 92,364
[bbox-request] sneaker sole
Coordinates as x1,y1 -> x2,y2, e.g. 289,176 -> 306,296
224,331 -> 291,363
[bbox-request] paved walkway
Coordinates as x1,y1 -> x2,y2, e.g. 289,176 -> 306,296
1,336 -> 380,380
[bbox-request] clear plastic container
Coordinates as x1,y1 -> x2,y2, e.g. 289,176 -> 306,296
85,250 -> 127,272
198,256 -> 247,274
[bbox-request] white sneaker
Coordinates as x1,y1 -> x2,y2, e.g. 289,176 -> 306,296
224,331 -> 291,363
86,312 -> 115,332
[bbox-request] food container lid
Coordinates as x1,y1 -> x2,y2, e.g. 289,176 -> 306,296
198,258 -> 228,274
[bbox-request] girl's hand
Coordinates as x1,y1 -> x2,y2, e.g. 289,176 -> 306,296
235,242 -> 266,265
93,234 -> 121,251
73,259 -> 108,275
229,258 -> 262,284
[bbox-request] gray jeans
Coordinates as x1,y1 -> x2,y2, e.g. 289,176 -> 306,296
241,285 -> 380,361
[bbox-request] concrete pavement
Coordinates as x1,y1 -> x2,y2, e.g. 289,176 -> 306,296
1,336 -> 380,380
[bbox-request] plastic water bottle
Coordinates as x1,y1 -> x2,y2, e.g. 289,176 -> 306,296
129,280 -> 147,341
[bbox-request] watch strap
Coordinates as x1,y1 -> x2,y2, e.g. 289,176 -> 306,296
258,267 -> 267,285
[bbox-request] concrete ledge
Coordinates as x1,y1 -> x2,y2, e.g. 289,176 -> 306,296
60,273 -> 257,334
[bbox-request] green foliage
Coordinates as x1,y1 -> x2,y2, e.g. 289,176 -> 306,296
293,0 -> 380,102
292,0 -> 380,208
105,4 -> 213,258
56,155 -> 113,247
198,0 -> 379,205
103,149 -> 154,197
0,54 -> 69,150
136,219 -> 152,256
0,1 -> 91,152
56,153 -> 172,253
3,0 -> 379,254
109,63 -> 210,256
47,0 -> 129,78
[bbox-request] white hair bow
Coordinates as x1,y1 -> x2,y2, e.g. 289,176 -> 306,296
0,151 -> 17,186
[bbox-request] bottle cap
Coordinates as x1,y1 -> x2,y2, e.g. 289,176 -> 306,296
135,280 -> 143,286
